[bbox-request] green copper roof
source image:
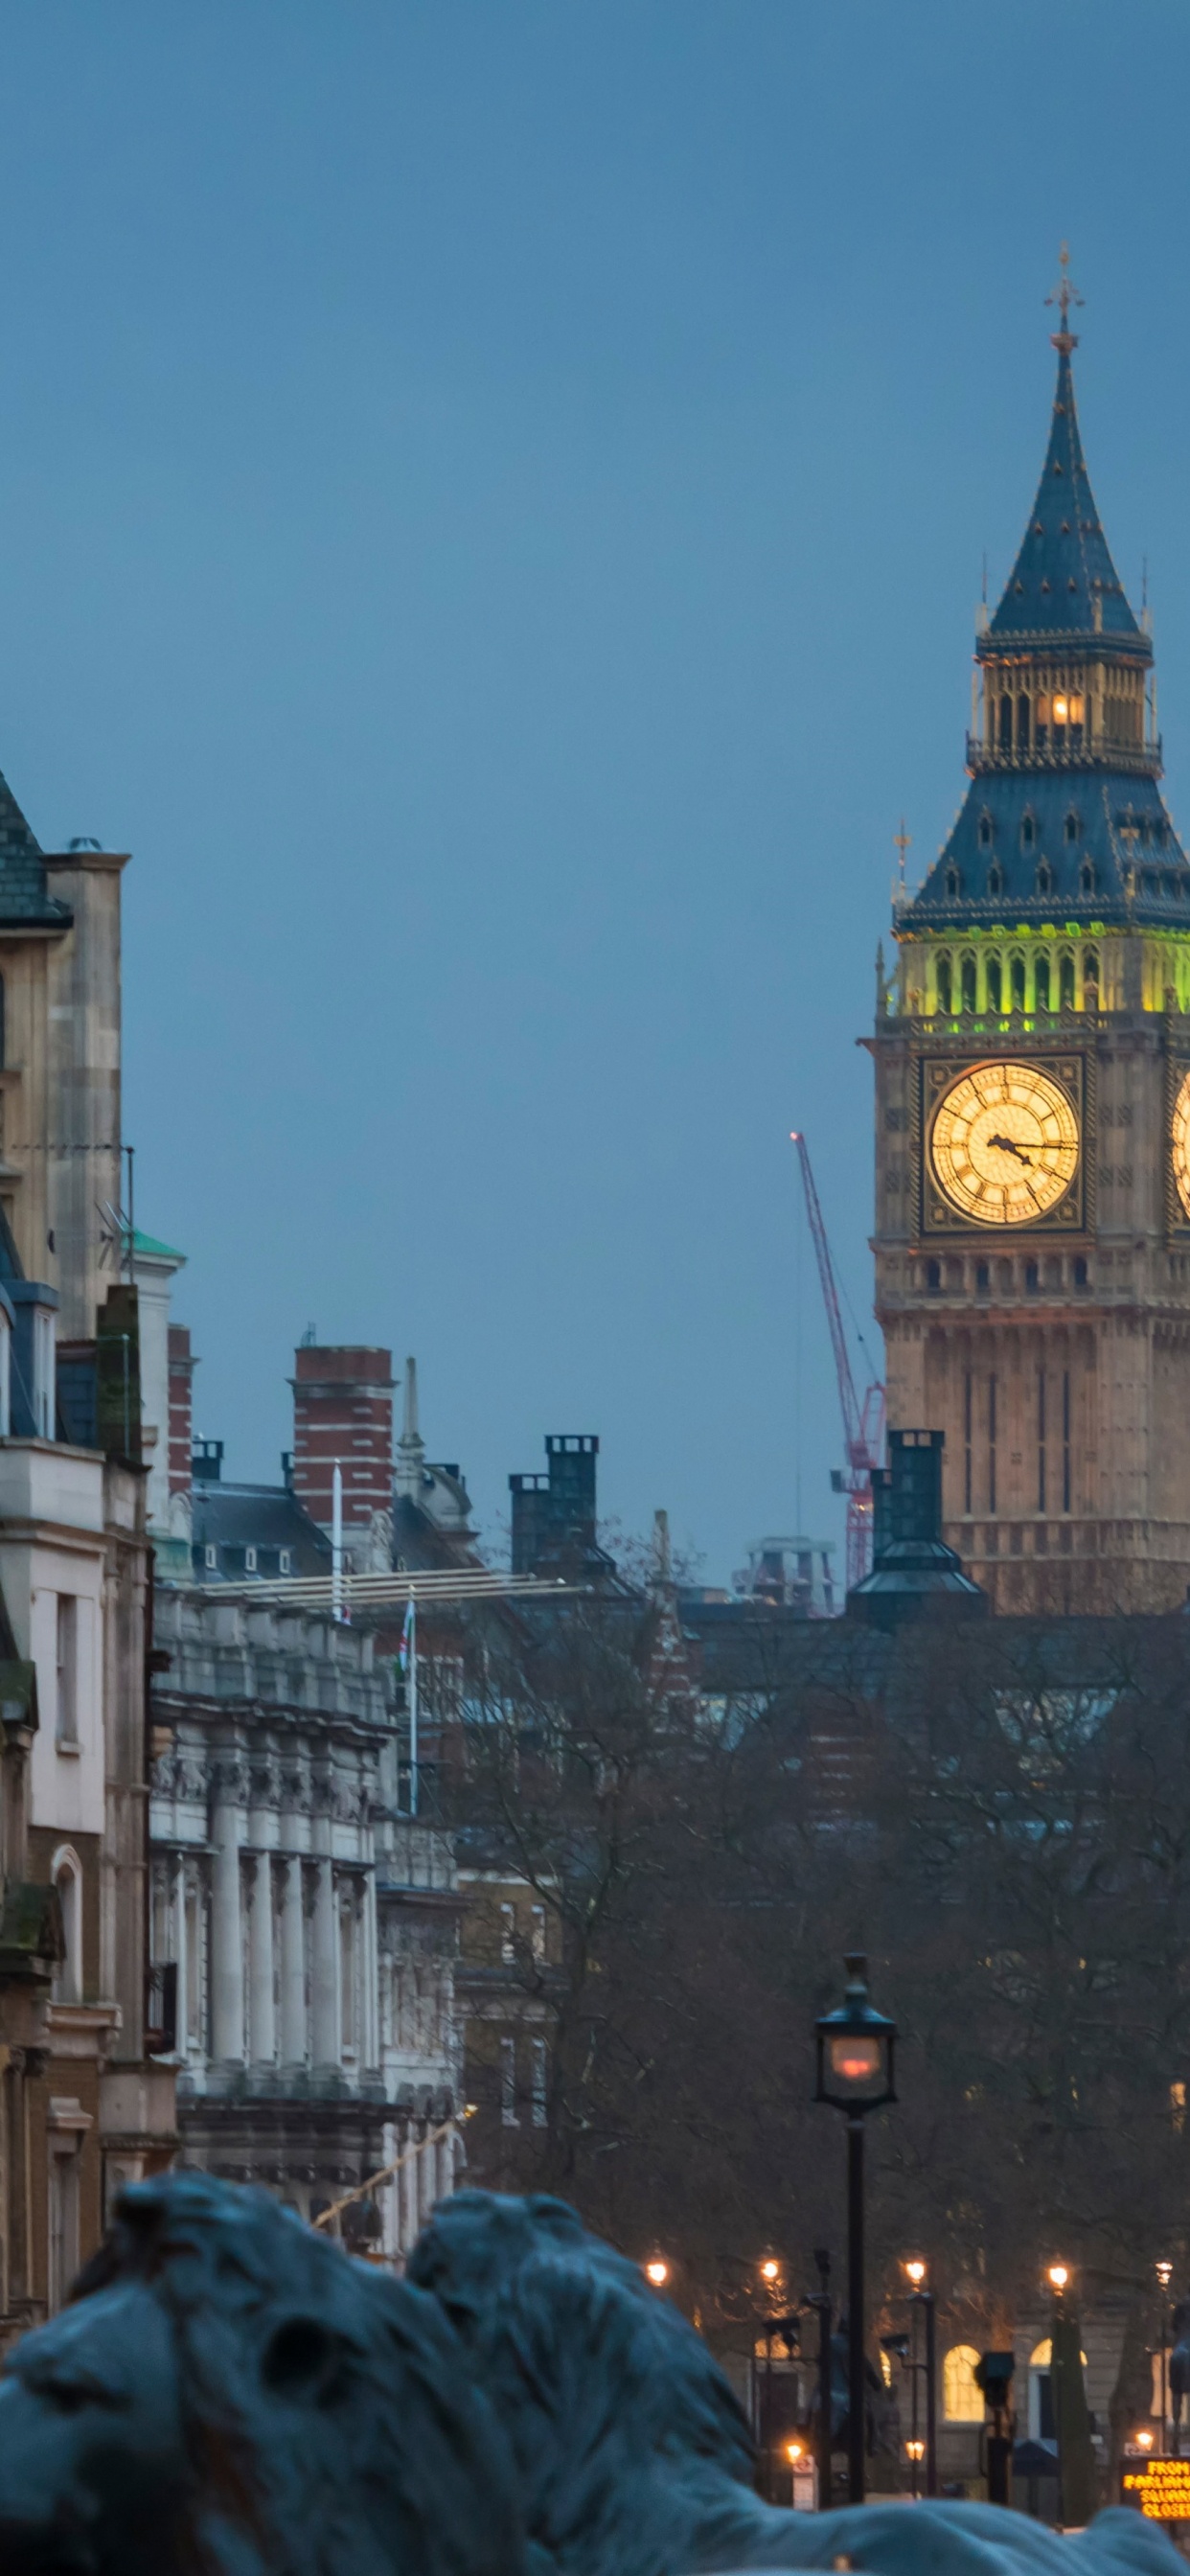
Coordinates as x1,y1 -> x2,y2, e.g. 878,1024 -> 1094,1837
132,1228 -> 187,1263
987,346 -> 1141,646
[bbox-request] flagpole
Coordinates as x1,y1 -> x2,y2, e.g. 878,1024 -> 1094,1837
408,1598 -> 419,1817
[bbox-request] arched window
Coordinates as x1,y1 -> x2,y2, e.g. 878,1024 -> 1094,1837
999,694 -> 1013,750
1017,694 -> 1031,751
1064,812 -> 1080,844
51,1847 -> 83,2005
960,955 -> 977,1012
988,862 -> 1003,897
946,866 -> 961,899
926,1259 -> 942,1292
1085,948 -> 1099,990
943,2345 -> 984,2423
1036,955 -> 1051,1010
1010,954 -> 1026,1009
978,814 -> 994,849
936,957 -> 952,1014
987,956 -> 1002,1012
1080,860 -> 1095,895
1037,859 -> 1053,895
1060,953 -> 1075,1008
1021,815 -> 1036,850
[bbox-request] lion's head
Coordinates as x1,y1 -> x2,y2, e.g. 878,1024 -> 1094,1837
405,2189 -> 759,2576
0,2170 -> 525,2576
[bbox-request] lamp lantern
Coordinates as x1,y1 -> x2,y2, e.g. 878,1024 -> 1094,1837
644,2258 -> 669,2288
814,1953 -> 897,2111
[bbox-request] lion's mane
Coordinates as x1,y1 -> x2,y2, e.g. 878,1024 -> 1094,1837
70,2171 -> 524,2576
406,2191 -> 1186,2576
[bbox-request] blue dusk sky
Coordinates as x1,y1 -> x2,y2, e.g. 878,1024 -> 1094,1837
0,3 -> 1187,1578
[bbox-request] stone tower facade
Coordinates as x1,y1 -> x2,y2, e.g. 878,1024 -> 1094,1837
874,288 -> 1190,1613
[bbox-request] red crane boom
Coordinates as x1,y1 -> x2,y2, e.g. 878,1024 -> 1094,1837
790,1131 -> 885,1592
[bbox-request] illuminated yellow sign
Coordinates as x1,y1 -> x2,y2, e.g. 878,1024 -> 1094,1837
1122,2459 -> 1190,2519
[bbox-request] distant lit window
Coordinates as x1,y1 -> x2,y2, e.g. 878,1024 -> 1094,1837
532,2037 -> 548,2128
944,2345 -> 984,2423
500,2036 -> 517,2127
204,1545 -> 217,1571
280,1549 -> 291,1576
244,1547 -> 257,1574
500,1902 -> 515,1965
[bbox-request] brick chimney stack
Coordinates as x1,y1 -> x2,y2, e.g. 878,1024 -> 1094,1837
168,1324 -> 196,1503
291,1344 -> 395,1533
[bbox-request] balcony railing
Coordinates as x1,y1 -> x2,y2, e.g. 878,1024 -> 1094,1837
966,731 -> 1162,776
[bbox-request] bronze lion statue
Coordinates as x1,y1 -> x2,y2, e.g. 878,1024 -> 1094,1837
0,2169 -> 524,2576
407,2189 -> 1184,2576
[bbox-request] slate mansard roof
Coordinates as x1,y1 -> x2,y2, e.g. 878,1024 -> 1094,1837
903,334 -> 1184,937
0,770 -> 72,929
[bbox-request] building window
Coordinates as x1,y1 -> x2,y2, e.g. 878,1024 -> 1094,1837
946,866 -> 960,899
960,956 -> 977,1012
987,863 -> 1003,898
1080,861 -> 1095,894
52,1848 -> 83,2004
1017,693 -> 1031,751
978,815 -> 993,849
244,1546 -> 257,1574
986,956 -> 1002,1011
1021,815 -> 1035,850
1074,1255 -> 1088,1288
280,1549 -> 291,1575
531,1904 -> 546,1963
500,2035 -> 517,2126
56,1596 -> 79,1749
1010,954 -> 1026,1009
531,2037 -> 548,2128
1036,859 -> 1052,895
47,2143 -> 80,2315
936,957 -> 952,1014
974,1261 -> 989,1294
1085,948 -> 1099,990
944,2344 -> 985,2423
1036,955 -> 1051,1010
926,1260 -> 941,1293
500,1902 -> 516,1965
1060,953 -> 1075,1007
204,1544 -> 217,1570
1025,1260 -> 1040,1293
998,693 -> 1012,749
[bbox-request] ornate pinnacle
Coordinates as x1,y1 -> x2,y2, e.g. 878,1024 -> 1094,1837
1046,241 -> 1084,355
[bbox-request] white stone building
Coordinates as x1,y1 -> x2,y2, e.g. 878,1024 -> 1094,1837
149,1589 -> 461,2254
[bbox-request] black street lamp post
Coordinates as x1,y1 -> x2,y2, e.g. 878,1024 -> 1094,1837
808,2247 -> 833,2513
814,1953 -> 898,2507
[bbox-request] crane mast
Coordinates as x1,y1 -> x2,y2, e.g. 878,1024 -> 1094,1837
790,1131 -> 886,1592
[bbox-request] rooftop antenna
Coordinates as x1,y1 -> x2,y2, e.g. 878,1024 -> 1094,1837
1045,241 -> 1084,354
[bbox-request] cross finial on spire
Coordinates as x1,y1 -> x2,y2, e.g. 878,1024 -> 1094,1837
1046,241 -> 1084,354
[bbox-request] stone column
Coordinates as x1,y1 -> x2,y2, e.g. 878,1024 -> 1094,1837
247,1858 -> 275,2066
210,1761 -> 245,2064
309,1857 -> 338,2069
172,1853 -> 188,2054
400,2118 -> 418,2253
279,1860 -> 307,2068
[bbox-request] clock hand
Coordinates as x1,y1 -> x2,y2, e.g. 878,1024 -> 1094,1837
986,1132 -> 1035,1166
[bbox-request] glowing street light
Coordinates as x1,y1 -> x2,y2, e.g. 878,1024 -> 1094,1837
814,1956 -> 898,2509
904,2259 -> 927,2288
1046,2263 -> 1070,2296
786,2439 -> 804,2464
1135,2429 -> 1156,2452
760,2258 -> 781,2284
644,2258 -> 669,2288
901,2256 -> 936,2498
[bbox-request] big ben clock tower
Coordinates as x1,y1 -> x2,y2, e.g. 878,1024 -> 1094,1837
876,255 -> 1190,1613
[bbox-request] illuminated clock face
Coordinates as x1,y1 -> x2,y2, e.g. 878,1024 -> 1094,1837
1172,1073 -> 1190,1219
929,1061 -> 1080,1226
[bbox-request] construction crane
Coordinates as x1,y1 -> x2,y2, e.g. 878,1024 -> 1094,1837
790,1131 -> 886,1592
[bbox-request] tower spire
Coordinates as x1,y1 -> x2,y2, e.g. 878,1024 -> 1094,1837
394,1354 -> 426,1502
1045,240 -> 1084,355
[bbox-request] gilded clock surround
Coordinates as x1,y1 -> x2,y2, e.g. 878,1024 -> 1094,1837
921,1050 -> 1087,1235
927,1058 -> 1081,1229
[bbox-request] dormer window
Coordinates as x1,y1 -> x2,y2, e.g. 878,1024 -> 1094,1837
1021,815 -> 1036,851
978,814 -> 994,849
1036,859 -> 1053,895
1080,860 -> 1095,894
987,862 -> 1003,897
1064,811 -> 1080,843
946,865 -> 961,898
